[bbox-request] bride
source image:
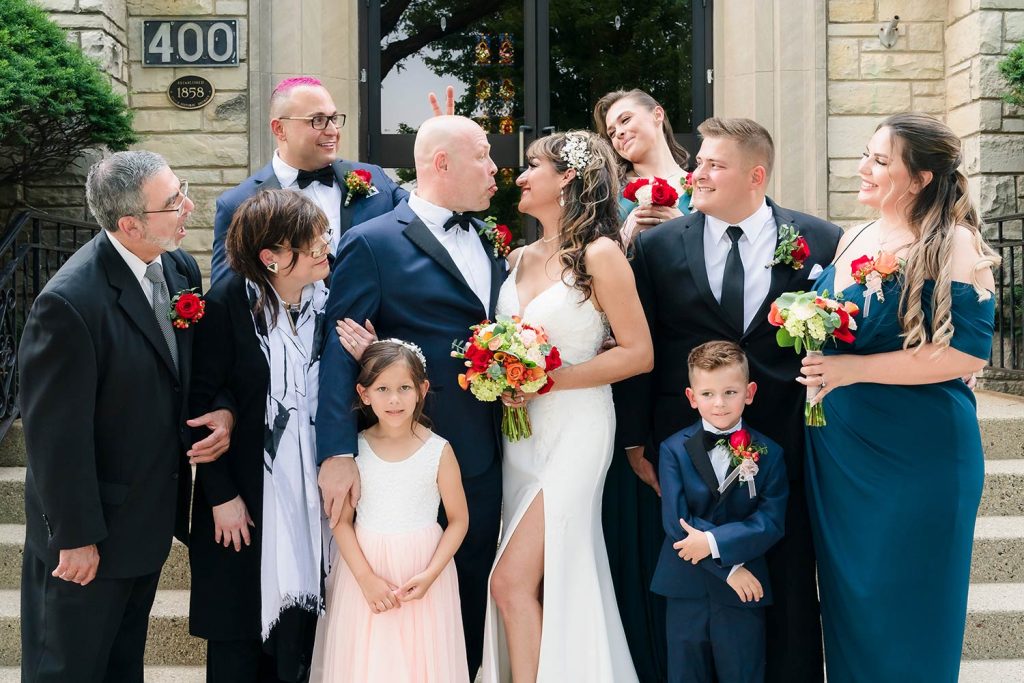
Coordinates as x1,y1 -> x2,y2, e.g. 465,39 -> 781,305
481,131 -> 652,682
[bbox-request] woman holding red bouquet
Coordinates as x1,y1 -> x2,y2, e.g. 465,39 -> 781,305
480,130 -> 653,683
799,113 -> 997,682
594,89 -> 693,246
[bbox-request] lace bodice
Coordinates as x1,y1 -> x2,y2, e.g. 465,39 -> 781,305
355,432 -> 445,534
496,257 -> 608,366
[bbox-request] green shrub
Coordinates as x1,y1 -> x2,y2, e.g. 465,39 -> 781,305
999,42 -> 1024,108
0,0 -> 136,185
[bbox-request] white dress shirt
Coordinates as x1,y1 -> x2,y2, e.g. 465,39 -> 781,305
408,191 -> 492,311
105,229 -> 160,307
272,152 -> 343,254
704,201 -> 777,332
701,418 -> 744,578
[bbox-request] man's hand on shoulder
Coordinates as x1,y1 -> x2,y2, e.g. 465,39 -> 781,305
52,544 -> 100,586
319,456 -> 361,528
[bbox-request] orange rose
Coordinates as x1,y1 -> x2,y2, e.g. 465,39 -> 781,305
768,301 -> 785,327
505,362 -> 526,385
525,366 -> 545,382
874,251 -> 899,276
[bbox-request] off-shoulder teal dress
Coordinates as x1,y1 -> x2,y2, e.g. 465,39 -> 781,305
806,263 -> 995,683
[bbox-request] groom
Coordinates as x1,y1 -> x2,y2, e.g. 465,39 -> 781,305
316,115 -> 504,677
617,117 -> 842,682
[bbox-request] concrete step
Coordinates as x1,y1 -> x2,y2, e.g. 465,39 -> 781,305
0,525 -> 190,590
0,471 -> 23,525
972,517 -> 1024,583
959,659 -> 1024,682
980,460 -> 1024,517
0,665 -> 206,681
0,588 -> 204,666
977,390 -> 1024,460
963,583 -> 1024,660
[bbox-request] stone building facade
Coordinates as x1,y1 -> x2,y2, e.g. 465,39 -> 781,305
11,0 -> 1024,279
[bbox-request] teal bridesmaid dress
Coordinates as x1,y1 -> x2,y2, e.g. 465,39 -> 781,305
806,264 -> 995,682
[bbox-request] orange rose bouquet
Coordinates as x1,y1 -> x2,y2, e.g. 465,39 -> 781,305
451,316 -> 562,441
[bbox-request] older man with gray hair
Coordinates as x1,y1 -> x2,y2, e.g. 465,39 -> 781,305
19,150 -> 233,682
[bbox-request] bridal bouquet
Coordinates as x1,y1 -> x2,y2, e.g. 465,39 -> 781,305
451,316 -> 562,442
767,290 -> 859,427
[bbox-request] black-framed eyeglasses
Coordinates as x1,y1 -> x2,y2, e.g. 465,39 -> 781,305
140,181 -> 189,217
276,231 -> 334,259
277,113 -> 346,130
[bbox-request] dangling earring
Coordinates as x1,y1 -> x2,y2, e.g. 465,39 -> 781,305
558,187 -> 565,207
266,262 -> 279,274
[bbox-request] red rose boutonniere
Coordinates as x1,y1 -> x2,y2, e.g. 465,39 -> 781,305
169,288 -> 205,329
851,251 -> 903,317
766,224 -> 810,270
480,215 -> 513,258
715,428 -> 768,498
343,169 -> 378,207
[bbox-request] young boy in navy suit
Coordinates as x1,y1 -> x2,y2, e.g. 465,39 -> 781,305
651,341 -> 788,683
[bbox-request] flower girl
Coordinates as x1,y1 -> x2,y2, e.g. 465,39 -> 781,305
312,339 -> 469,682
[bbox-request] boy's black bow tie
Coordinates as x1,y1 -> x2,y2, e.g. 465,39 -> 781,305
296,166 -> 335,189
703,428 -> 738,452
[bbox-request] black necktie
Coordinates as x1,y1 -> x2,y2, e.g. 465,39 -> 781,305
721,225 -> 745,333
443,212 -> 473,232
703,429 -> 735,452
295,166 -> 335,189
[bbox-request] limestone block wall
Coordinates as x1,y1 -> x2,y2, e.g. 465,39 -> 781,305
946,0 -> 1024,228
826,0 -> 949,226
126,0 -> 251,275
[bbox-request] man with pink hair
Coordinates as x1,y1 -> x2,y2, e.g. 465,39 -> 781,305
211,77 -> 407,286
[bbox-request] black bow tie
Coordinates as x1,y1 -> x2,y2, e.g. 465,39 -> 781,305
295,166 -> 335,189
703,429 -> 737,452
443,212 -> 473,232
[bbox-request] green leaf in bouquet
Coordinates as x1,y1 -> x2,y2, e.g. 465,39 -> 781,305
794,336 -> 803,355
776,326 -> 795,348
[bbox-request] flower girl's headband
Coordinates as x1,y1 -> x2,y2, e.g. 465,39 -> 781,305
370,338 -> 427,370
560,133 -> 593,174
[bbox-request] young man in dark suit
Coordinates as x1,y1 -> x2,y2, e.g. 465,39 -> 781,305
316,115 -> 504,678
211,76 -> 407,286
19,151 -> 233,682
618,118 -> 842,682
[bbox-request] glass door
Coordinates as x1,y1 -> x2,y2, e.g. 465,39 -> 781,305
361,1 -> 712,244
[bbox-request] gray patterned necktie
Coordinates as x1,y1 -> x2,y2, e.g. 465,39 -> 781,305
144,261 -> 179,372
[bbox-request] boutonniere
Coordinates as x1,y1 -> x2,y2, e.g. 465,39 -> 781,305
343,169 -> 379,207
716,428 -> 768,498
479,215 -> 513,258
680,171 -> 694,204
851,251 -> 903,317
766,224 -> 810,270
169,288 -> 205,329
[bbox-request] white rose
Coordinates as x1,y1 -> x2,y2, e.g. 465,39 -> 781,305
634,184 -> 653,206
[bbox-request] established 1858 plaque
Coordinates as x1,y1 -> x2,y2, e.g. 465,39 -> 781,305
167,75 -> 215,110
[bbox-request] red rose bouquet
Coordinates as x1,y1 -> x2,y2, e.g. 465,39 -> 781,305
451,316 -> 561,441
623,176 -> 679,207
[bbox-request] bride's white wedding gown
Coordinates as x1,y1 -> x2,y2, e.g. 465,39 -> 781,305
480,258 -> 638,682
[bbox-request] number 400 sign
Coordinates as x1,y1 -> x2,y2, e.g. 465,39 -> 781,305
143,20 -> 238,67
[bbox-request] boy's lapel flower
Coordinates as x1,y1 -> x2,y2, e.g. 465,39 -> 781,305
715,428 -> 768,498
766,224 -> 809,270
343,169 -> 379,207
169,288 -> 205,329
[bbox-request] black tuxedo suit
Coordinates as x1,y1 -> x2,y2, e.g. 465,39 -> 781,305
617,199 -> 842,683
18,231 -> 201,682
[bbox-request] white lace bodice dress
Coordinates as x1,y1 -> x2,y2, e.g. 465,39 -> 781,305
480,260 -> 639,682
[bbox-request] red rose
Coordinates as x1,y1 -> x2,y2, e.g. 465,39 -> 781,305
850,254 -> 874,278
790,236 -> 810,263
465,343 -> 492,372
175,293 -> 201,319
623,177 -> 649,202
834,307 -> 856,344
729,429 -> 751,450
537,375 -> 555,395
650,180 -> 679,207
544,346 -> 562,371
495,224 -> 512,247
353,169 -> 372,183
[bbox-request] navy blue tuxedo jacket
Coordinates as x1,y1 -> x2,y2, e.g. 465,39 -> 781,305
316,199 -> 505,478
211,159 -> 407,286
651,420 -> 788,608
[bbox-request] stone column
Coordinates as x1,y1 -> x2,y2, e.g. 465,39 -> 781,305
713,0 -> 829,218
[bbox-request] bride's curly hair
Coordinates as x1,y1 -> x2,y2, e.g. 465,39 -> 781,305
880,113 -> 999,352
524,130 -> 621,301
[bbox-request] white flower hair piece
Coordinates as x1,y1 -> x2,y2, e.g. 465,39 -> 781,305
560,133 -> 592,174
370,338 -> 427,370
